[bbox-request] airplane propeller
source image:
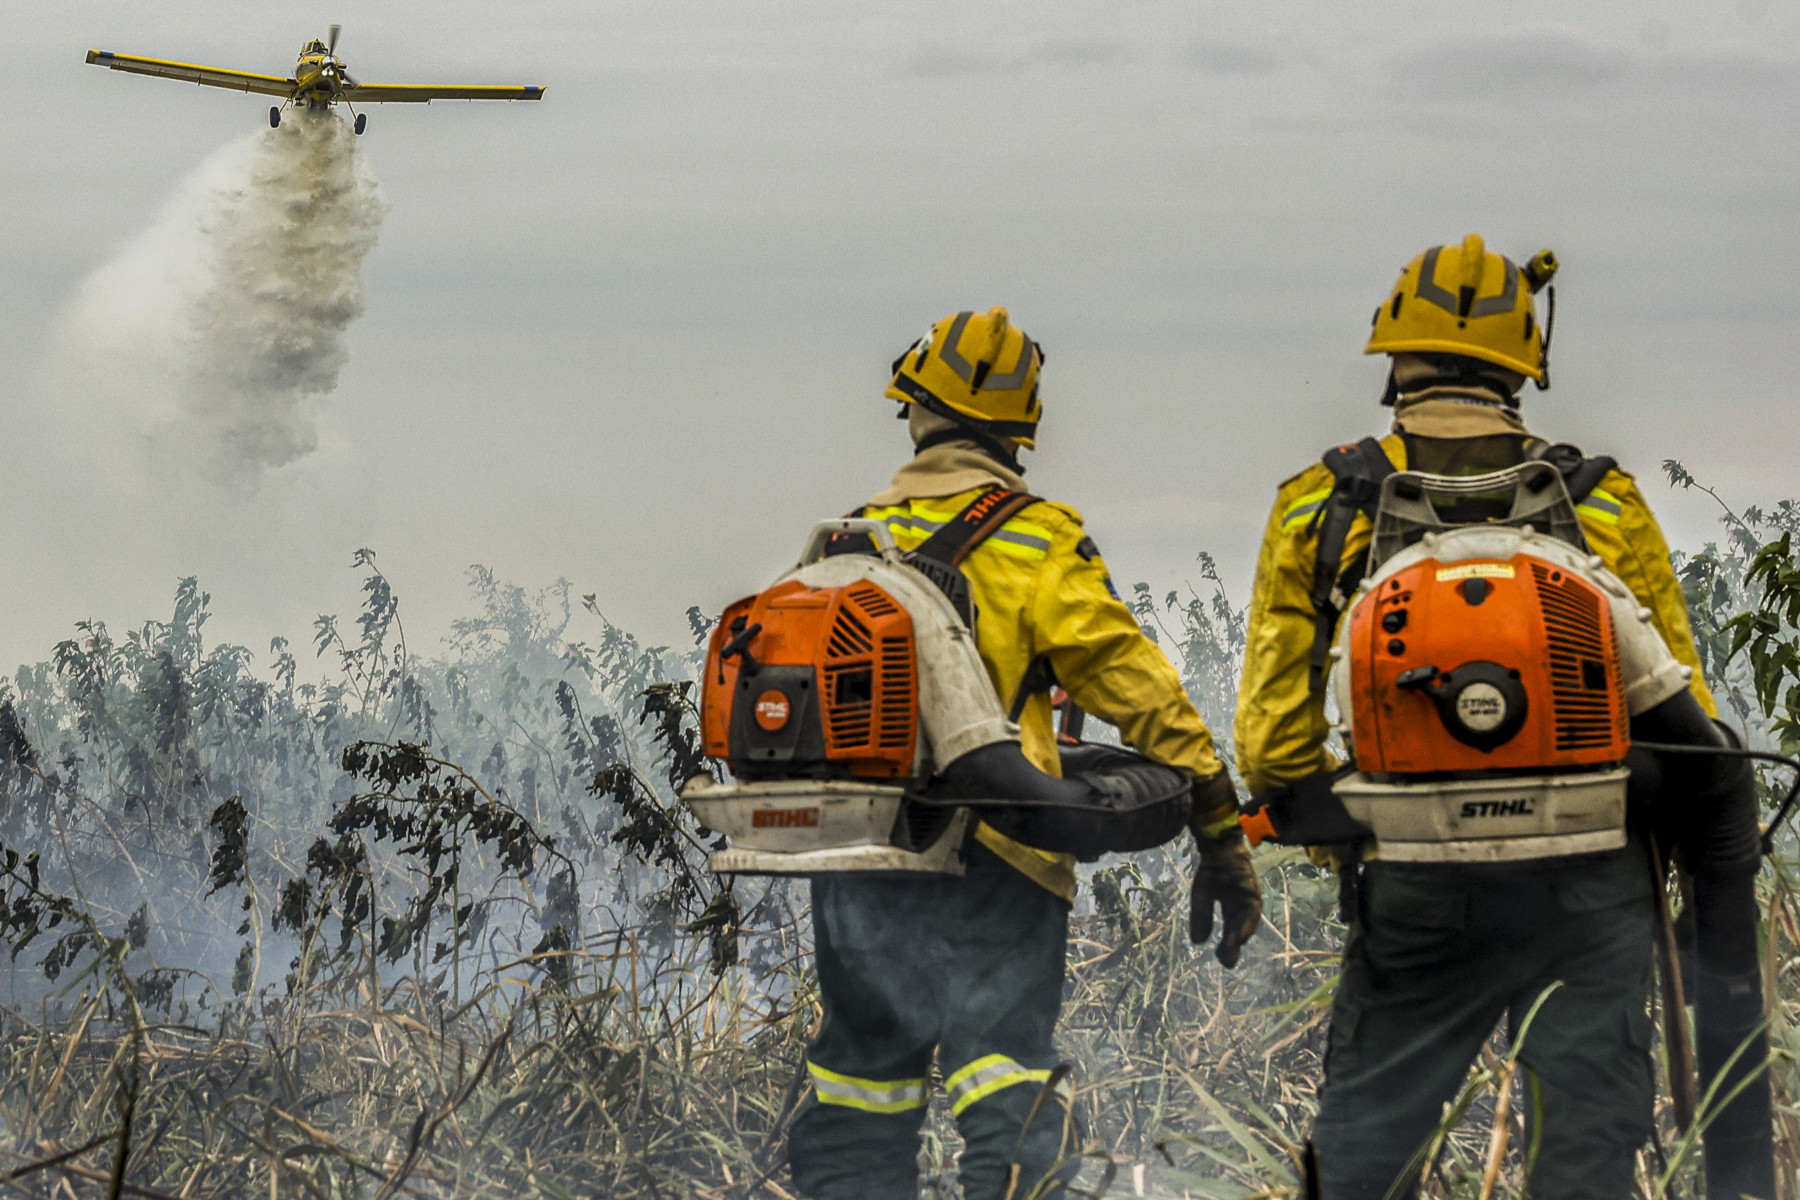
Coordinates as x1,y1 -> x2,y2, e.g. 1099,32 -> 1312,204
322,24 -> 360,86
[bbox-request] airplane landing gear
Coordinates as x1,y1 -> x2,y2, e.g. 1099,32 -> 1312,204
269,106 -> 281,128
354,113 -> 366,135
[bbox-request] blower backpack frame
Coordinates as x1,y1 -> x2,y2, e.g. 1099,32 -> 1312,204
1249,461 -> 1695,863
681,493 -> 1193,876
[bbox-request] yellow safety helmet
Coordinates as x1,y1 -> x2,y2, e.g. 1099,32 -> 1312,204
1365,233 -> 1559,386
886,307 -> 1044,450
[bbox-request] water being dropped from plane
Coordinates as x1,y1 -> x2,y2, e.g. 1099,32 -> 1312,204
51,111 -> 385,486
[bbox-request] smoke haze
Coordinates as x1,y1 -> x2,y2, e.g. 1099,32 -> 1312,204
3,0 -> 1796,679
50,110 -> 384,485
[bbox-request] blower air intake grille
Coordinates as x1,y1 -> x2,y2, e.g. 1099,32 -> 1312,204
849,583 -> 901,619
820,584 -> 918,766
825,664 -> 873,748
826,608 -> 873,658
879,637 -> 913,749
1529,563 -> 1624,751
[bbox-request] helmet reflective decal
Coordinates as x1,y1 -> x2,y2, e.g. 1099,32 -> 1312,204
1415,246 -> 1520,319
936,312 -> 977,382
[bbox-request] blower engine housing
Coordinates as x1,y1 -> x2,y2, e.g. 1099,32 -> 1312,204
683,516 -> 1193,875
703,578 -> 921,782
1344,553 -> 1629,775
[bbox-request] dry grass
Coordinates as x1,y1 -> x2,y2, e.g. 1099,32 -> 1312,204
0,928 -> 814,1200
9,843 -> 1796,1199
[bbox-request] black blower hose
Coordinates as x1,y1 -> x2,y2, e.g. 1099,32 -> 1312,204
917,741 -> 1193,861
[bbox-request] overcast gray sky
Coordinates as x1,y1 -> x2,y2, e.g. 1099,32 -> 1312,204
2,1 -> 1796,673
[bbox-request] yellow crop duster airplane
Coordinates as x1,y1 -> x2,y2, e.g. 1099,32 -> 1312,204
85,26 -> 543,135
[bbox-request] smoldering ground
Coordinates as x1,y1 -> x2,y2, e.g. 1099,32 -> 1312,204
48,109 -> 384,488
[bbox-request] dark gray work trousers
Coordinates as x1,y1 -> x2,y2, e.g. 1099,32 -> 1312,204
1312,838 -> 1657,1198
788,841 -> 1077,1200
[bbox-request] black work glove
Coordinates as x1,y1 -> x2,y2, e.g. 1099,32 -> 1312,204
1188,770 -> 1264,968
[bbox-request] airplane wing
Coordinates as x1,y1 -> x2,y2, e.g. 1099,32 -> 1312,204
340,83 -> 546,103
86,50 -> 293,97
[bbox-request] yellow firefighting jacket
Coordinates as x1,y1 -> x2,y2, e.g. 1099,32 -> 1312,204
864,448 -> 1227,901
1235,426 -> 1716,799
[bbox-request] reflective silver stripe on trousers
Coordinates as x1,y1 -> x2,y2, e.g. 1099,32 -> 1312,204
806,1062 -> 928,1113
943,1054 -> 1070,1116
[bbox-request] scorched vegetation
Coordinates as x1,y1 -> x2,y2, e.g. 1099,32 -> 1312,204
3,469 -> 1800,1198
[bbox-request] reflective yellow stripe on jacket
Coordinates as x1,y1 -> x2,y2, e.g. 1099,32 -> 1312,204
862,501 -> 1055,562
1233,435 -> 1716,799
1576,486 -> 1623,525
860,488 -> 1227,900
1281,487 -> 1333,532
807,1061 -> 928,1113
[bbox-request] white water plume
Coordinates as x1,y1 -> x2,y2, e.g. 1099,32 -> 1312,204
51,111 -> 386,484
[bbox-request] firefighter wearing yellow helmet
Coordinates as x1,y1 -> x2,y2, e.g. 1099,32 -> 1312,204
885,304 -> 1047,456
1234,237 -> 1774,1196
786,307 -> 1263,1200
1366,234 -> 1559,384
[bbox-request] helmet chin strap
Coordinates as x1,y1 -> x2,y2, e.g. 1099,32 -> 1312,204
1380,366 -> 1401,408
1534,284 -> 1555,392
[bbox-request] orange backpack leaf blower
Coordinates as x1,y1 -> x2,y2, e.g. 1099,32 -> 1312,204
683,496 -> 1193,876
1245,462 -> 1693,862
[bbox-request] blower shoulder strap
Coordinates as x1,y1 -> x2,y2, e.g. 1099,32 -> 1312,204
904,487 -> 1041,630
1534,441 -> 1618,506
909,486 -> 1043,569
1307,437 -> 1396,693
1302,437 -> 1619,692
825,487 -> 1043,566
